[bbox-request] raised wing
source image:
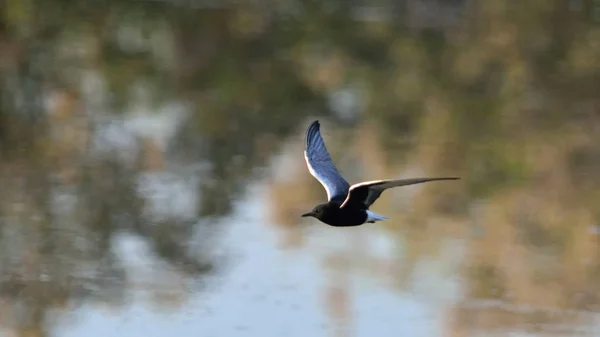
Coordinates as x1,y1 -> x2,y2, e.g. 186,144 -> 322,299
304,120 -> 350,203
340,177 -> 459,210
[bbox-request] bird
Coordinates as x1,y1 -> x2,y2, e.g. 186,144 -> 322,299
301,120 -> 459,227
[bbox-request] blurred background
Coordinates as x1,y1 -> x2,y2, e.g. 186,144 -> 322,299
0,0 -> 599,336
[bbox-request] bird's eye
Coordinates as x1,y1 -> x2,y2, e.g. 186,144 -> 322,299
315,209 -> 321,213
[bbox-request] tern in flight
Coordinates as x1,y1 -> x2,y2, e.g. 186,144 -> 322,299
301,120 -> 459,226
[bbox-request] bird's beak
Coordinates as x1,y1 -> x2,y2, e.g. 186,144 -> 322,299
301,212 -> 313,218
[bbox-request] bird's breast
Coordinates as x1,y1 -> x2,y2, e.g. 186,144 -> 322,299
326,207 -> 367,227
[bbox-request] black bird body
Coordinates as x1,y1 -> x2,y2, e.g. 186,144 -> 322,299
302,202 -> 368,227
301,120 -> 459,227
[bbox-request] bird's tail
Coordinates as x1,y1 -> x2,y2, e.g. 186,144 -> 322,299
366,210 -> 389,223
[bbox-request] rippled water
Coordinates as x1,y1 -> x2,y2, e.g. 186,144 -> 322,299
13,139 -> 594,337
52,174 -> 457,337
2,116 -> 600,337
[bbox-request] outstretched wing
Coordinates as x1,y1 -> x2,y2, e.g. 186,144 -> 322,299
304,120 -> 350,203
340,177 -> 459,210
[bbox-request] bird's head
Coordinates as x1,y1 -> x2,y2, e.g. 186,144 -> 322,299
301,203 -> 330,220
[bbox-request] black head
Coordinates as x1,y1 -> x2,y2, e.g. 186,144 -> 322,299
301,203 -> 331,221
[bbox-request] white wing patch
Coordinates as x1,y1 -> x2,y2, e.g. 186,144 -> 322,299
304,150 -> 332,200
349,180 -> 388,190
340,180 -> 388,208
341,177 -> 459,208
303,121 -> 351,202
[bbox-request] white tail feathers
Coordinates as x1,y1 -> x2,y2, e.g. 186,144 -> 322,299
366,210 -> 389,223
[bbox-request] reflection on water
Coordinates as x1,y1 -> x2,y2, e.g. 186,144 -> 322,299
53,180 -> 460,337
1,0 -> 600,336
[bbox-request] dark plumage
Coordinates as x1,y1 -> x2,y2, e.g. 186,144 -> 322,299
301,120 -> 459,227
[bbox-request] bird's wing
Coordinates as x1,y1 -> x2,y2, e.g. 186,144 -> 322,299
340,177 -> 459,210
304,120 -> 350,203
